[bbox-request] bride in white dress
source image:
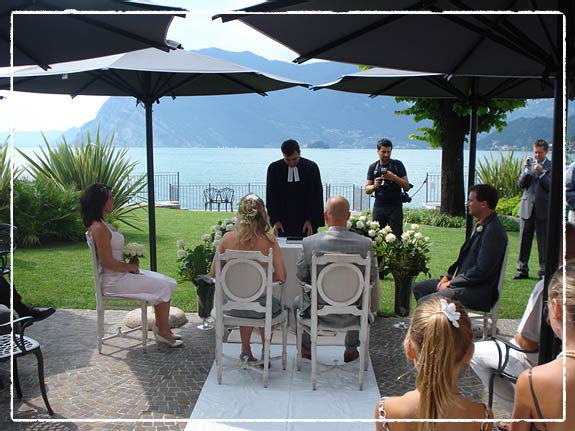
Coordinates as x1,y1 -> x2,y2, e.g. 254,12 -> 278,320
80,183 -> 182,348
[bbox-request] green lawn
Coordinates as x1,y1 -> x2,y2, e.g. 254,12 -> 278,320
12,208 -> 538,318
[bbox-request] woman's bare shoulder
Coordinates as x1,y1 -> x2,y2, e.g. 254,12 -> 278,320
378,391 -> 418,419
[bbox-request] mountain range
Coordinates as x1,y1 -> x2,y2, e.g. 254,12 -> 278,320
5,48 -> 573,150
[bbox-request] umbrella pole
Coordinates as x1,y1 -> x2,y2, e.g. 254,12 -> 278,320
145,100 -> 158,272
538,71 -> 564,365
465,98 -> 479,239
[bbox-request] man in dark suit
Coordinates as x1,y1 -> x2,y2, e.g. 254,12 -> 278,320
413,184 -> 508,312
513,139 -> 552,280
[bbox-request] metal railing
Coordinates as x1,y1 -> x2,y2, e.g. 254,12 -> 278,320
127,172 -> 441,212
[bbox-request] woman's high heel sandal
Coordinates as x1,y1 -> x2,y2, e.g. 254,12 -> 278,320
152,325 -> 182,340
154,333 -> 183,348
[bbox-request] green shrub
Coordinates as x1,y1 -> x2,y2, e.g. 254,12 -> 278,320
404,208 -> 465,228
497,195 -> 521,217
477,151 -> 523,198
0,140 -> 22,223
498,215 -> 520,232
13,177 -> 84,247
17,129 -> 146,228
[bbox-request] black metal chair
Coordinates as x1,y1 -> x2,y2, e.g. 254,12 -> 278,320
488,335 -> 538,408
203,187 -> 221,211
219,187 -> 235,212
0,316 -> 54,415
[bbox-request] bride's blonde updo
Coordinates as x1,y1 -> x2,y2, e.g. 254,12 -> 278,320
236,194 -> 271,245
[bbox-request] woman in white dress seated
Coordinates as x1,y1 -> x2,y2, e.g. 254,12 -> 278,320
80,183 -> 182,348
375,297 -> 493,431
209,194 -> 286,362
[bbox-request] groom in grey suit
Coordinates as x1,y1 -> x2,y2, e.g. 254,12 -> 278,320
413,184 -> 508,312
514,139 -> 551,280
295,195 -> 378,362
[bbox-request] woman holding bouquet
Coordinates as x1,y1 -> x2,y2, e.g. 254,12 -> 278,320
80,183 -> 181,348
375,297 -> 493,430
210,193 -> 286,363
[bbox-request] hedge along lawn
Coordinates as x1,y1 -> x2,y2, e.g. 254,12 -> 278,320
13,208 -> 537,318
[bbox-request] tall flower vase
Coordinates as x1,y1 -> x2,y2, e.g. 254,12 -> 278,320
392,273 -> 416,330
193,275 -> 215,330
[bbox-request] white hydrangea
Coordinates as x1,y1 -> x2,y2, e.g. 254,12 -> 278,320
226,223 -> 234,231
370,221 -> 380,229
411,223 -> 419,231
359,215 -> 367,222
346,220 -> 352,228
123,242 -> 145,257
414,232 -> 424,240
356,221 -> 365,229
214,232 -> 222,240
223,218 -> 231,225
232,217 -> 238,224
213,240 -> 220,248
201,234 -> 211,241
211,225 -> 218,232
406,230 -> 414,236
385,233 -> 397,243
424,236 -> 430,243
176,239 -> 185,248
401,232 -> 410,241
368,229 -> 376,237
176,249 -> 186,259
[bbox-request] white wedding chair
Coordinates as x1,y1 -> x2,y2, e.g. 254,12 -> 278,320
469,242 -> 509,339
213,248 -> 288,387
86,231 -> 148,353
296,251 -> 371,390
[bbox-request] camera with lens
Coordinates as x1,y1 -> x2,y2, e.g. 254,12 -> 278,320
380,167 -> 388,175
401,183 -> 414,203
527,157 -> 537,166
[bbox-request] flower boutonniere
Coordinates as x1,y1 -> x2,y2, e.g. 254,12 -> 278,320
475,225 -> 484,234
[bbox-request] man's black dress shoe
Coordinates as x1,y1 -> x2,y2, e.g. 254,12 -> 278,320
512,272 -> 529,280
25,307 -> 56,322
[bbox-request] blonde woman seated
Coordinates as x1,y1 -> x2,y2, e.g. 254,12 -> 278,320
375,297 -> 493,431
210,194 -> 286,362
80,184 -> 182,348
510,260 -> 575,431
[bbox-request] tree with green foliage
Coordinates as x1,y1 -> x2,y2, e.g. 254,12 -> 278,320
395,98 -> 526,216
17,129 -> 146,229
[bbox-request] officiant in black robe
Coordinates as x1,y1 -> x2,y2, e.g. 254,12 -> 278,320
266,139 -> 324,237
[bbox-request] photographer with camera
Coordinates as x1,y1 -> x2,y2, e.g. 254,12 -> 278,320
513,139 -> 552,281
365,138 -> 410,235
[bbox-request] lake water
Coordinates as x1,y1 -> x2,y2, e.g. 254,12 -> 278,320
14,147 -> 530,209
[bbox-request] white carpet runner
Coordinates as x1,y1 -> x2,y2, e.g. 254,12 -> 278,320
187,343 -> 380,431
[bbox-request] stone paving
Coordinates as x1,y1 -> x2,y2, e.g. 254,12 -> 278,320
0,309 -> 518,430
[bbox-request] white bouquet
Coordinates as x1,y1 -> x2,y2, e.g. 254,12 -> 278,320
123,242 -> 146,265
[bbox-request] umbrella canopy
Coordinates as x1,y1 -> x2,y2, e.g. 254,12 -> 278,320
314,67 -> 555,236
0,48 -> 308,270
219,2 -> 571,362
1,0 -> 185,69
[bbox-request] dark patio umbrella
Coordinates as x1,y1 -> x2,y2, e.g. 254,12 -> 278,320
1,0 -> 185,69
314,67 -> 554,237
218,3 -> 572,362
0,48 -> 308,271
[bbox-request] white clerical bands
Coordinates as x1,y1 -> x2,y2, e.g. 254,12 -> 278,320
287,166 -> 300,182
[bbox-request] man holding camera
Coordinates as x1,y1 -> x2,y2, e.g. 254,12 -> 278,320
365,138 -> 410,235
514,139 -> 552,280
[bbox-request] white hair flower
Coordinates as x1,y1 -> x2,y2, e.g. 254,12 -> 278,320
440,299 -> 460,328
385,233 -> 397,243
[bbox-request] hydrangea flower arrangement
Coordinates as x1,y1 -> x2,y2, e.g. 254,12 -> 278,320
122,242 -> 146,265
